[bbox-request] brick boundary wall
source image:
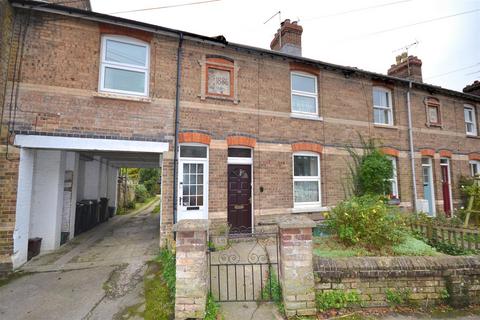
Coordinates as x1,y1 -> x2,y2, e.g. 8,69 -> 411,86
314,255 -> 480,308
278,216 -> 317,317
174,219 -> 209,319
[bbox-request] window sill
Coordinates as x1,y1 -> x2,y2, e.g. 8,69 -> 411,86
373,124 -> 398,130
292,205 -> 330,213
290,113 -> 323,121
466,134 -> 480,139
200,94 -> 239,104
426,123 -> 443,128
95,92 -> 152,103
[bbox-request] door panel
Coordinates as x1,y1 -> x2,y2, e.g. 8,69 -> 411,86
227,164 -> 252,232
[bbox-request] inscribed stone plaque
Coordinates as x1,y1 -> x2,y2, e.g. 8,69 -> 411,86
208,68 -> 230,95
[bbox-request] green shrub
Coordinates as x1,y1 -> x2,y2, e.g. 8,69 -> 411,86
316,290 -> 362,311
385,288 -> 412,306
140,168 -> 161,196
345,136 -> 393,197
135,184 -> 150,203
325,195 -> 405,250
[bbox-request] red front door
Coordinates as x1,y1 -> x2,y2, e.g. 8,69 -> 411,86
227,164 -> 252,232
441,164 -> 451,217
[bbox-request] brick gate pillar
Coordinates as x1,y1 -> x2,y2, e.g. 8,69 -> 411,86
278,216 -> 317,318
174,219 -> 209,319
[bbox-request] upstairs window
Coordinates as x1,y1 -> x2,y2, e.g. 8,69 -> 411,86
464,105 -> 477,136
373,87 -> 393,125
470,160 -> 480,177
293,153 -> 321,206
425,97 -> 441,126
291,72 -> 318,115
99,35 -> 149,96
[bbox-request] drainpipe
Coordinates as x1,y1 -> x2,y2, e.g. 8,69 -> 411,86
172,33 -> 184,225
406,80 -> 418,212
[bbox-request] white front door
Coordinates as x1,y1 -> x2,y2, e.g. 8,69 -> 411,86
177,145 -> 208,221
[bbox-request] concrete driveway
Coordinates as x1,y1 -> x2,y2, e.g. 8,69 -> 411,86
0,200 -> 159,320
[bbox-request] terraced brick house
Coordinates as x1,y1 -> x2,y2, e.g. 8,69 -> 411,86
1,0 -> 479,273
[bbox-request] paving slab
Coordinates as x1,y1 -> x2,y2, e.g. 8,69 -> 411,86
220,302 -> 281,320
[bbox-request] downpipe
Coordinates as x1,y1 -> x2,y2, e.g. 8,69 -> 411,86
172,33 -> 184,226
406,81 -> 418,212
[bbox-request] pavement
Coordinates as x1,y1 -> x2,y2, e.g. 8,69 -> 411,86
220,302 -> 282,320
0,199 -> 160,320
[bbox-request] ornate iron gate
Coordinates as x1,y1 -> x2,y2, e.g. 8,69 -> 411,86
208,229 -> 279,302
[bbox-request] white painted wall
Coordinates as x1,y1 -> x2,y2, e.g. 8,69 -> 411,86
12,148 -> 35,269
29,150 -> 66,252
107,166 -> 118,209
77,158 -> 85,200
64,152 -> 79,238
99,161 -> 108,199
82,157 -> 101,200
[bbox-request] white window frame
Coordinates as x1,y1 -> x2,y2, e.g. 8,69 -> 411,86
387,156 -> 399,199
470,160 -> 480,177
292,152 -> 321,208
99,35 -> 150,97
464,105 -> 477,136
291,72 -> 318,116
372,87 -> 393,126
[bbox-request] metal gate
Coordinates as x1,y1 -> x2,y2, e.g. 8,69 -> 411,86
208,228 -> 279,302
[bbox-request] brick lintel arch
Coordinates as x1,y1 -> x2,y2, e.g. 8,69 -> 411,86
439,150 -> 453,158
420,149 -> 435,157
291,142 -> 323,154
178,132 -> 211,145
99,23 -> 153,42
380,147 -> 399,157
469,153 -> 480,161
226,135 -> 256,148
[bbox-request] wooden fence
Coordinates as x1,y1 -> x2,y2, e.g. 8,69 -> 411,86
410,222 -> 480,251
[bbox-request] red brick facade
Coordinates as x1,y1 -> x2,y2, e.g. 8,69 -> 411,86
1,3 -> 480,270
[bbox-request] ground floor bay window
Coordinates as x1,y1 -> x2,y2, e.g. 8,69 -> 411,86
293,153 -> 321,208
178,144 -> 208,221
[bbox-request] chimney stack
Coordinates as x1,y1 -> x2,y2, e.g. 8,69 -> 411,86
270,19 -> 303,56
387,53 -> 423,82
463,80 -> 480,96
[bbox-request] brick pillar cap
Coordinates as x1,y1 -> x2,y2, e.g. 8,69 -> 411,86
277,216 -> 316,229
174,219 -> 210,232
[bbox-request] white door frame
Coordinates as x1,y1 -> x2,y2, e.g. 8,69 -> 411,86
177,144 -> 209,221
422,157 -> 436,216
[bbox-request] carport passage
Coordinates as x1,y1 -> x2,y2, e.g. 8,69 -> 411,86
12,135 -> 168,269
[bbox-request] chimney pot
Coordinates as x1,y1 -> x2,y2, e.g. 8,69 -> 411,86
270,19 -> 303,56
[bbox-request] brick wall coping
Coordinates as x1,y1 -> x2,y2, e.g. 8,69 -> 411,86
277,215 -> 316,229
314,255 -> 480,279
173,219 -> 209,232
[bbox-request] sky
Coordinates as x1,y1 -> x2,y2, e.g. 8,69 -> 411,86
91,0 -> 480,92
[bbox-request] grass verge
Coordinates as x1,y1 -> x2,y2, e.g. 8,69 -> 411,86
117,196 -> 159,215
143,249 -> 176,320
